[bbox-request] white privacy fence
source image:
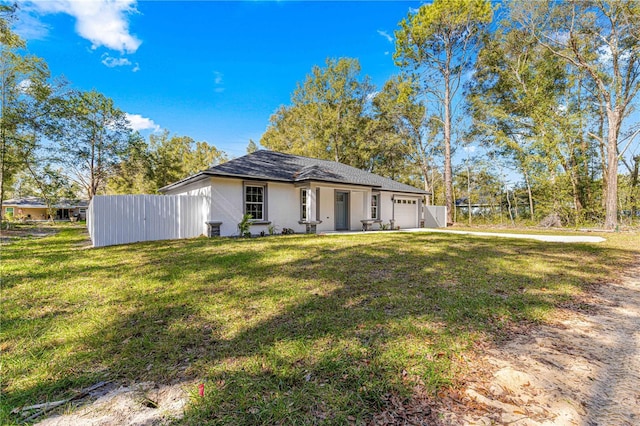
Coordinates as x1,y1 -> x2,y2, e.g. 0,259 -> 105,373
424,205 -> 447,228
87,195 -> 206,247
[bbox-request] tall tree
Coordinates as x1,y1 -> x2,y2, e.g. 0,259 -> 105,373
394,0 -> 493,225
184,140 -> 227,176
246,139 -> 258,154
512,0 -> 640,229
261,58 -> 376,169
106,132 -> 154,194
148,131 -> 227,191
370,75 -> 440,194
468,23 -> 603,224
0,4 -> 57,217
57,90 -> 131,200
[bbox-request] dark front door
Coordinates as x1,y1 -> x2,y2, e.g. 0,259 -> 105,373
335,191 -> 349,230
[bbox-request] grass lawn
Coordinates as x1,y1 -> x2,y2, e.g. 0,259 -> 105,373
1,224 -> 638,424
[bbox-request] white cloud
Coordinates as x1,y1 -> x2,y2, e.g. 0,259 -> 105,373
101,54 -> 132,68
377,30 -> 393,43
27,0 -> 141,53
17,79 -> 34,94
125,113 -> 160,133
132,63 -> 140,72
13,8 -> 50,40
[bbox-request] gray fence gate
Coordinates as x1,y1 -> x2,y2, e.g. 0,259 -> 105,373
424,205 -> 447,228
87,195 -> 206,247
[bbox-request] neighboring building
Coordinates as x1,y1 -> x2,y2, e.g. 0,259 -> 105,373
160,150 -> 430,236
2,197 -> 89,221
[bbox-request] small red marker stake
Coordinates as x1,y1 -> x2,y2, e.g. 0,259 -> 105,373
198,383 -> 205,397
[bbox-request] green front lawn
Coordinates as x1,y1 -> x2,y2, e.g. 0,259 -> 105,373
1,226 -> 638,424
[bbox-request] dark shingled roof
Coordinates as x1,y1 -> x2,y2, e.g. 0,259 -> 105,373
161,150 -> 428,195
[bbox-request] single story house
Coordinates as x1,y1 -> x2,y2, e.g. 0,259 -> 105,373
2,197 -> 89,221
160,150 -> 432,236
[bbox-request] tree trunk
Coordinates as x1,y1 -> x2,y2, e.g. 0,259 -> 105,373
631,156 -> 639,222
506,187 -> 514,225
467,164 -> 471,226
524,171 -> 534,219
444,72 -> 454,226
604,109 -> 621,230
0,132 -> 5,221
0,69 -> 7,221
569,171 -> 582,224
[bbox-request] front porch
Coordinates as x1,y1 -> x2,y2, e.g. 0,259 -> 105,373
296,184 -> 426,234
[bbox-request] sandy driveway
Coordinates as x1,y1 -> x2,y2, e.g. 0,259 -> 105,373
412,228 -> 607,243
440,256 -> 640,425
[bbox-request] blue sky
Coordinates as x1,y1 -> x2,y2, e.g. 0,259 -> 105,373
14,0 -> 424,158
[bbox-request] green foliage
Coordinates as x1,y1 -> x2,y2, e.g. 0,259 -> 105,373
394,0 -> 493,69
261,58 -> 377,170
370,75 -> 433,190
105,132 -> 155,194
237,213 -> 253,237
106,130 -> 227,194
394,0 -> 493,225
246,139 -> 259,154
0,6 -> 61,216
56,90 -> 131,199
510,0 -> 640,229
149,130 -> 227,191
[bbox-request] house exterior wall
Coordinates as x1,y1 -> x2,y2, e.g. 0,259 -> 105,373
210,178 -> 243,236
267,182 -> 306,234
379,192 -> 394,226
164,176 -> 429,236
2,206 -> 87,220
350,191 -> 364,231
3,207 -> 47,220
168,177 -> 308,237
316,186 -> 335,233
73,207 -> 88,220
163,178 -> 212,235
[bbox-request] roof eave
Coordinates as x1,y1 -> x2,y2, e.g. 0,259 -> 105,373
159,171 -> 211,193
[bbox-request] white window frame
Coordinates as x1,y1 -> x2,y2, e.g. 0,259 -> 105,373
371,194 -> 379,220
244,183 -> 267,221
300,188 -> 309,221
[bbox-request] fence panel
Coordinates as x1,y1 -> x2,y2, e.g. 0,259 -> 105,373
424,205 -> 447,228
87,195 -> 205,247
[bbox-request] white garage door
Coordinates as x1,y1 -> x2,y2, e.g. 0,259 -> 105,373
394,198 -> 419,228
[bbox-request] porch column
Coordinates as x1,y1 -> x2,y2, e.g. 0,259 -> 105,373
363,190 -> 372,220
309,186 -> 317,222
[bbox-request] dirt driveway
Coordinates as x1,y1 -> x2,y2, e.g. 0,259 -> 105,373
439,256 -> 640,425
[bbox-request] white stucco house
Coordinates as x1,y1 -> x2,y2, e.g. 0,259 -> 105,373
159,150 -> 437,237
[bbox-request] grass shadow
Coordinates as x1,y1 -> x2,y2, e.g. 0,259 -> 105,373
1,227 -> 637,424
